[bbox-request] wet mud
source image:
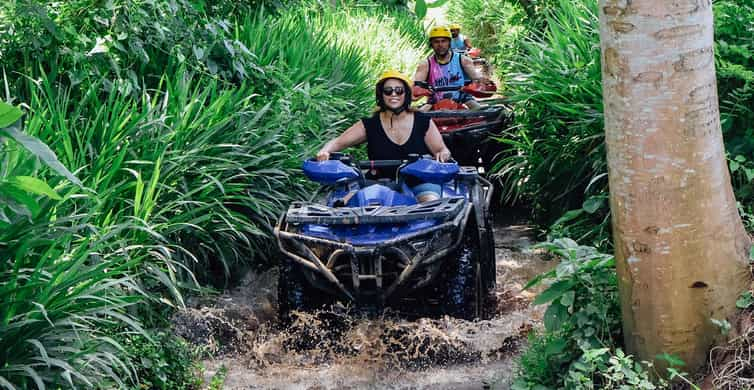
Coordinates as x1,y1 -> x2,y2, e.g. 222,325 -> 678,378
176,213 -> 555,389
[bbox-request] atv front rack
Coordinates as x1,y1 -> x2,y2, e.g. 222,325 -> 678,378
275,202 -> 472,302
286,196 -> 465,225
422,106 -> 504,119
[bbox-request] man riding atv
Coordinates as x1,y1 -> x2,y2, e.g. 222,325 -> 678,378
414,26 -> 491,112
449,23 -> 472,53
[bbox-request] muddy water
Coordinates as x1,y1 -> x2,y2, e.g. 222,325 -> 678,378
178,215 -> 555,390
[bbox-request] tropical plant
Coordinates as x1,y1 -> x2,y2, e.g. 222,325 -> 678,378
515,238 -> 620,388
0,1 -> 429,387
0,102 -> 149,388
491,0 -> 604,224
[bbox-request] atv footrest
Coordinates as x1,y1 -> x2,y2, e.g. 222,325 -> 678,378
286,197 -> 466,225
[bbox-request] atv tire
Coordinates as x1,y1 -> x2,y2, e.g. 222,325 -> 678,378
444,217 -> 492,320
277,256 -> 308,323
481,206 -> 497,292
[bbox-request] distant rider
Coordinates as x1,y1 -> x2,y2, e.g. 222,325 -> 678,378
449,23 -> 472,53
413,26 -> 489,111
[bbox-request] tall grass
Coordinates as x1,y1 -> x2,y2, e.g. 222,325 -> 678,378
1,1 -> 427,387
0,118 -> 147,388
0,221 -> 147,389
491,0 -> 605,228
446,0 -> 528,82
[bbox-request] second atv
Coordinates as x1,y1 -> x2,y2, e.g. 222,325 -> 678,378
413,81 -> 509,169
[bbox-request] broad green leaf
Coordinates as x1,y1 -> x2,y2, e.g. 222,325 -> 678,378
0,185 -> 40,219
544,336 -> 568,355
544,302 -> 569,332
737,291 -> 753,309
193,45 -> 204,60
730,160 -> 740,172
7,176 -> 62,200
553,209 -> 582,225
523,271 -> 552,290
1,124 -> 82,186
745,168 -> 754,182
534,279 -> 576,305
426,0 -> 451,7
0,101 -> 23,128
582,196 -> 603,214
735,155 -> 747,162
560,290 -> 575,307
415,0 -> 427,19
655,352 -> 685,367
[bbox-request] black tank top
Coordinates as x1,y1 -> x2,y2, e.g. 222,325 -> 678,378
362,112 -> 431,179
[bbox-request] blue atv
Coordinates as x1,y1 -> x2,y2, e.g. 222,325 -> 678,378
275,154 -> 496,320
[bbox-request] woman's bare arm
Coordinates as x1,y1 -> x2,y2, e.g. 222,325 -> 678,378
316,120 -> 367,160
424,119 -> 451,162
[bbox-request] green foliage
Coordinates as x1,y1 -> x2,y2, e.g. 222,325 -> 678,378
207,365 -> 228,390
413,0 -> 450,19
118,331 -> 201,390
0,117 -> 147,389
1,1 -> 427,388
738,290 -> 754,309
655,353 -> 701,390
715,0 -> 754,159
459,0 -> 754,246
447,0 -> 529,82
515,239 -> 704,389
562,348 -> 659,390
515,238 -> 622,388
514,331 -> 578,388
1,0 -> 263,97
489,0 -> 605,233
528,238 -> 620,347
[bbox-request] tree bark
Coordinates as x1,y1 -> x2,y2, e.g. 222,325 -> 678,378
598,0 -> 751,372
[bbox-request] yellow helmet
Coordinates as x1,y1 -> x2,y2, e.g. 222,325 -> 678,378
428,26 -> 452,40
449,23 -> 461,30
377,69 -> 413,88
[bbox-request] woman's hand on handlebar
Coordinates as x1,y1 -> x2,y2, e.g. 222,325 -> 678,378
316,149 -> 330,161
435,149 -> 451,162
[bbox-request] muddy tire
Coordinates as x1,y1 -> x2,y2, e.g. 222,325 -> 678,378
481,208 -> 497,292
277,256 -> 307,322
444,218 -> 490,320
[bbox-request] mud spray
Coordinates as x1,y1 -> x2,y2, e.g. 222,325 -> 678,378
173,220 -> 554,389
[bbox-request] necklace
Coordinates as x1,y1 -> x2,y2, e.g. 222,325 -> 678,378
382,112 -> 400,132
381,112 -> 411,145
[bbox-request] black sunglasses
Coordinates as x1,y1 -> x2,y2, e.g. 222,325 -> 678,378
382,86 -> 405,96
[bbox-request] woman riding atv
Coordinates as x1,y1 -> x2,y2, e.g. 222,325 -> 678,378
316,70 -> 452,203
413,26 -> 491,111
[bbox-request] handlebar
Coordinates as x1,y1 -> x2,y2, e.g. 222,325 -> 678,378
414,80 -> 491,94
356,160 -> 404,169
324,153 -> 447,169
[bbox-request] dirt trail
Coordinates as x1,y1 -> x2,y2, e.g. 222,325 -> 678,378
175,212 -> 555,390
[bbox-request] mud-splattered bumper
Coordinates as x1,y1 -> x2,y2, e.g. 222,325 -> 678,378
274,204 -> 472,303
